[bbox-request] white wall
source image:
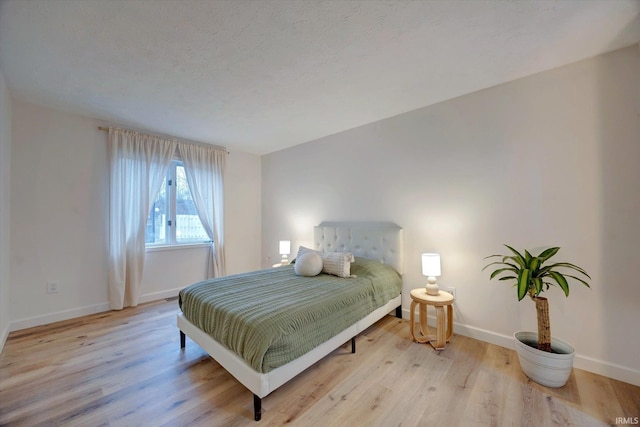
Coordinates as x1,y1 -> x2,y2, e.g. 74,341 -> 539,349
9,100 -> 262,330
0,70 -> 12,350
10,101 -> 110,327
224,150 -> 262,274
262,45 -> 640,385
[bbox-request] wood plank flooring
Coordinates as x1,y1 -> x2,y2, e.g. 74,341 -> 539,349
1,299 -> 638,426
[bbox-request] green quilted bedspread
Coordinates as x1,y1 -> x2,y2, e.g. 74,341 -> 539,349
179,257 -> 402,373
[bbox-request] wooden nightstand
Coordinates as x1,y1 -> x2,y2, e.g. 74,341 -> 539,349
409,288 -> 454,350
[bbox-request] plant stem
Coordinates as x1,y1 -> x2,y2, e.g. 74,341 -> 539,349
534,296 -> 552,352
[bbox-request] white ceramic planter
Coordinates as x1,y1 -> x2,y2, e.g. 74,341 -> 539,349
513,331 -> 575,388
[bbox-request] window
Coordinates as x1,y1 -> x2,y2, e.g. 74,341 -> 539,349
146,160 -> 209,246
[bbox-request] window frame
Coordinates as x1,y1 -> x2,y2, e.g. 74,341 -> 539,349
145,159 -> 210,248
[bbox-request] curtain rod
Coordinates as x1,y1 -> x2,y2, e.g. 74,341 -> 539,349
98,126 -> 229,154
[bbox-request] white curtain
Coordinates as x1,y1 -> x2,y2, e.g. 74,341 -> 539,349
108,128 -> 177,310
178,142 -> 226,278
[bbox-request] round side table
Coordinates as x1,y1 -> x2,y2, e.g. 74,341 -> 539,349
409,288 -> 454,350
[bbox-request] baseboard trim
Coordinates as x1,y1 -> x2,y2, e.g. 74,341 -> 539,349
9,288 -> 183,332
138,288 -> 182,304
572,354 -> 640,388
403,308 -> 640,387
10,302 -> 111,332
0,323 -> 9,353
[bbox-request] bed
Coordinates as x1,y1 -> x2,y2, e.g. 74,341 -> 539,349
177,222 -> 404,421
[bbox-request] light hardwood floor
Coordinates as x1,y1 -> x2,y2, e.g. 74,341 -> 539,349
1,299 -> 638,426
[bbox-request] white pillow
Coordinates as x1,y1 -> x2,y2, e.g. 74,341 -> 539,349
296,245 -> 320,260
321,252 -> 352,278
294,252 -> 323,277
295,246 -> 353,278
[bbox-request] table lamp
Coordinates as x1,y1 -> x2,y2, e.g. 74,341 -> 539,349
422,253 -> 441,296
279,240 -> 291,265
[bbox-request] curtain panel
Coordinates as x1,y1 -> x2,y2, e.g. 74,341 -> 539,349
178,142 -> 226,278
107,128 -> 177,310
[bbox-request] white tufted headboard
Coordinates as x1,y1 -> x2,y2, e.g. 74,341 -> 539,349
313,222 -> 404,275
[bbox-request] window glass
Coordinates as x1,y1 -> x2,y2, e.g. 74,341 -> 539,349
145,161 -> 209,246
175,165 -> 208,243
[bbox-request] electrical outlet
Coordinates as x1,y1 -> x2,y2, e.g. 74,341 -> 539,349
46,281 -> 59,294
446,287 -> 456,299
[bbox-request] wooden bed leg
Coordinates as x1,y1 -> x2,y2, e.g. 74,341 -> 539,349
253,394 -> 262,421
351,337 -> 356,354
395,305 -> 402,319
180,331 -> 185,348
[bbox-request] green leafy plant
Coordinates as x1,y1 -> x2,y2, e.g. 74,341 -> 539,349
483,245 -> 590,352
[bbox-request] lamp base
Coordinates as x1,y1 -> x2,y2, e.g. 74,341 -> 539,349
425,277 -> 439,296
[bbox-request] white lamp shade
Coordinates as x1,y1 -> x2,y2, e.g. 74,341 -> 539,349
279,240 -> 291,255
422,253 -> 441,277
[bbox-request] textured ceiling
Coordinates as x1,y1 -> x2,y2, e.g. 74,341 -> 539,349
0,0 -> 638,154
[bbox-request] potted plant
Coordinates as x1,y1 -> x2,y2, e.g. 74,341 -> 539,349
483,245 -> 590,387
